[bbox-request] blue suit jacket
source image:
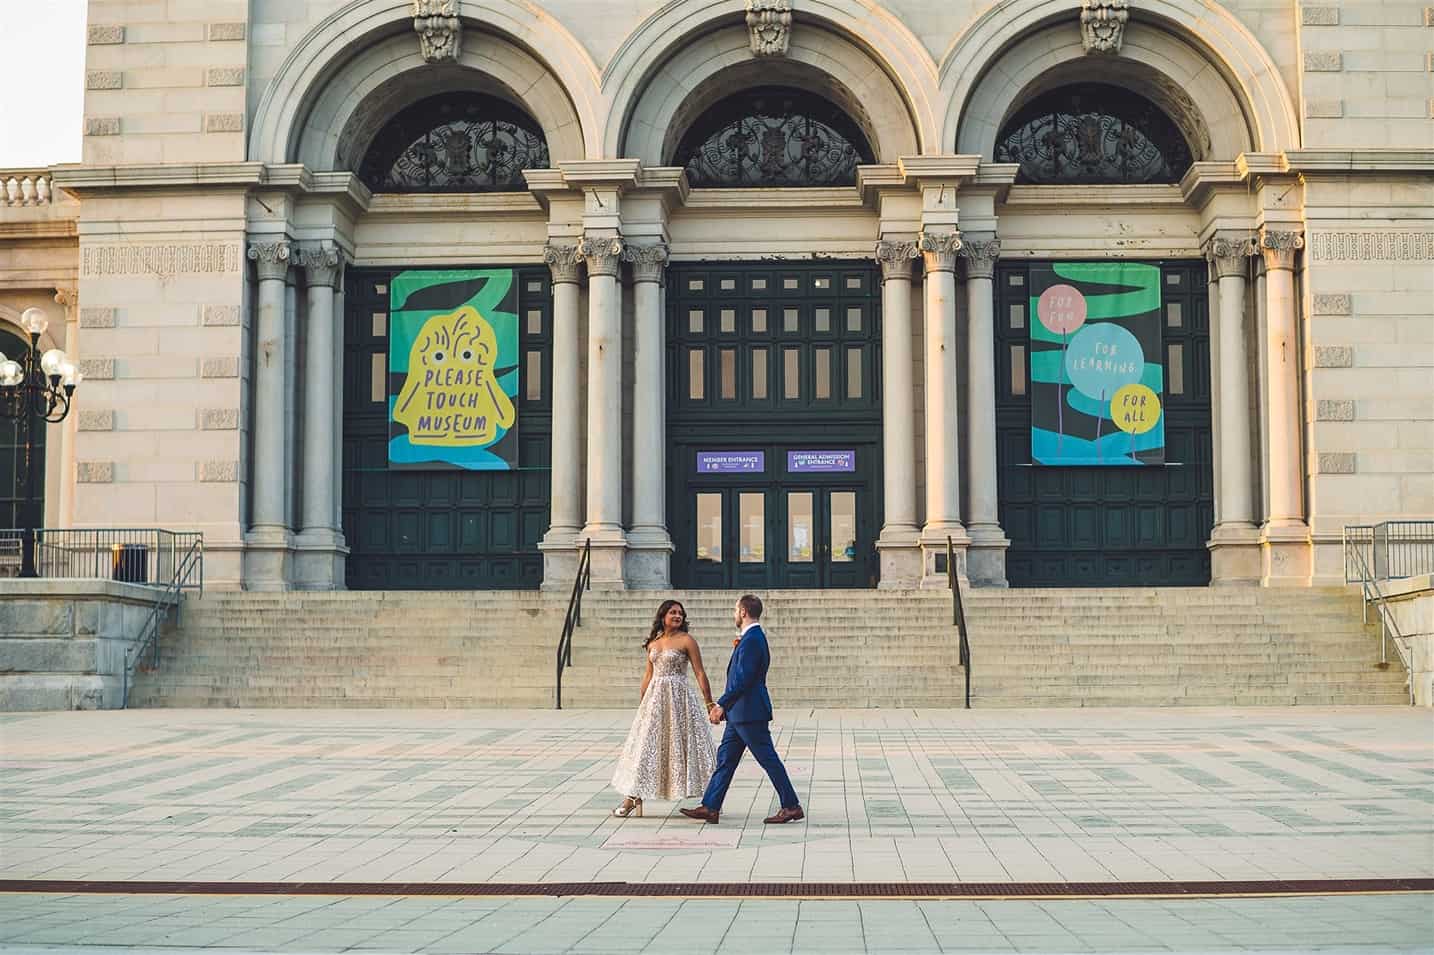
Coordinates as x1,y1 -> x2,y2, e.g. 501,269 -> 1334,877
717,624 -> 775,723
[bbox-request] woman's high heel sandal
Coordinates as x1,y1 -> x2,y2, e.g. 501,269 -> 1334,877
613,796 -> 643,818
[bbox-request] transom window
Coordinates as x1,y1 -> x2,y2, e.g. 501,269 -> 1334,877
358,92 -> 550,193
672,87 -> 875,188
995,83 -> 1193,185
671,266 -> 879,413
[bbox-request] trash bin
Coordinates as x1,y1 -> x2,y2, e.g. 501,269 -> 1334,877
112,544 -> 149,584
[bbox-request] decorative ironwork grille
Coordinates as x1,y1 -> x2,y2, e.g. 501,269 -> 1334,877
673,87 -> 874,188
995,83 -> 1193,185
359,92 -> 550,193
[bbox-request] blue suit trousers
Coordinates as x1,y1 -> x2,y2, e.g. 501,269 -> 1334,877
701,719 -> 800,811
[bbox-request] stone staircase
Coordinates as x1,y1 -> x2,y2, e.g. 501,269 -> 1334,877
128,587 -> 1410,708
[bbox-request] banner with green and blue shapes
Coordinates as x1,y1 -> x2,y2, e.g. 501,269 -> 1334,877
1030,262 -> 1165,466
388,269 -> 519,470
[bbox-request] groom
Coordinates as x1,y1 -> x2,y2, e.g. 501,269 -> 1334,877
681,594 -> 804,825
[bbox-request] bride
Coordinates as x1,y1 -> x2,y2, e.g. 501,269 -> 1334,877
610,599 -> 718,817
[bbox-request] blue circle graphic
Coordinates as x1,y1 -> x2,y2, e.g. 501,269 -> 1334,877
1064,323 -> 1145,400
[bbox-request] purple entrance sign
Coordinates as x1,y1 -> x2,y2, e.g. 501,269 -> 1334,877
787,450 -> 856,473
697,451 -> 765,474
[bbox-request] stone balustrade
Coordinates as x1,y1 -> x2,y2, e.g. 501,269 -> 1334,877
2,171 -> 54,207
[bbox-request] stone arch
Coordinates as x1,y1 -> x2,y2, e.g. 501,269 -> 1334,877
298,33 -> 583,173
604,0 -> 939,159
625,26 -> 917,167
958,23 -> 1248,163
249,0 -> 600,165
939,0 -> 1299,156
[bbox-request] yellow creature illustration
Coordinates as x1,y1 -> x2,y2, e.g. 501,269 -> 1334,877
393,305 -> 515,446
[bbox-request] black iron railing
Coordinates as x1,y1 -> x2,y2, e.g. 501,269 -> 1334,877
1344,522 -> 1423,706
1345,521 -> 1434,584
947,536 -> 971,709
0,527 -> 204,589
554,538 -> 592,710
122,534 -> 205,708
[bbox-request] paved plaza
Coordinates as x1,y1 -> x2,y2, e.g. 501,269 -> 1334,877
1,706 -> 1431,953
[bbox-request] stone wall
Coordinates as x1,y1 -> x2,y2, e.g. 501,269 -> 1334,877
0,580 -> 171,710
82,1 -> 250,165
1379,574 -> 1434,705
1302,172 -> 1434,582
1297,1 -> 1434,149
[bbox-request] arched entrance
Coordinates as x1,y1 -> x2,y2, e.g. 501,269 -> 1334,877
0,325 -> 44,531
339,91 -> 557,591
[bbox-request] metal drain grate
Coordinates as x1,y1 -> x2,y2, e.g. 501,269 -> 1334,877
1,879 -> 1430,899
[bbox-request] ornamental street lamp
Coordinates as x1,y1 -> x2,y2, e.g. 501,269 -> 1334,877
1,306 -> 81,578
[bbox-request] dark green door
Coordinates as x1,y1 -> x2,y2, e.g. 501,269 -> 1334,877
0,328 -> 43,530
668,262 -> 882,589
682,470 -> 874,589
341,267 -> 552,590
993,260 -> 1214,586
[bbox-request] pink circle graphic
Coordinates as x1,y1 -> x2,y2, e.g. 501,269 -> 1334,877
1037,284 -> 1088,335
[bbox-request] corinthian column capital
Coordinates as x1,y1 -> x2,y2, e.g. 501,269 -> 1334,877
296,243 -> 346,288
1204,232 -> 1257,280
622,242 -> 670,284
874,239 -> 920,281
577,235 -> 625,278
918,230 -> 963,273
543,243 -> 582,285
1258,228 -> 1305,272
958,236 -> 1002,280
247,240 -> 292,282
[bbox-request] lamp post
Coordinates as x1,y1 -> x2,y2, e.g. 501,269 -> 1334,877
1,306 -> 81,578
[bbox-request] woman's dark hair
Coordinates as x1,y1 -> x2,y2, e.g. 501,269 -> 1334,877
646,599 -> 689,647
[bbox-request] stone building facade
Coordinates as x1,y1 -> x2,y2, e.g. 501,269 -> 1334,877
1,0 -> 1430,592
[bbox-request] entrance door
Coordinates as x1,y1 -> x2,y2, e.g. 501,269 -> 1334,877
993,260 -> 1214,586
342,266 -> 553,589
686,485 -> 867,589
667,261 -> 883,589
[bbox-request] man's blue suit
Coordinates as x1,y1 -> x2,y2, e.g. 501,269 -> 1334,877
701,623 -> 800,811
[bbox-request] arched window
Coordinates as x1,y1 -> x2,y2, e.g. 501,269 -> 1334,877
673,87 -> 874,188
358,92 -> 550,193
0,326 -> 44,530
995,83 -> 1194,185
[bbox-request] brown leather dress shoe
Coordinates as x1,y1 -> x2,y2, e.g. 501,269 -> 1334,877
764,806 -> 805,824
679,805 -> 720,824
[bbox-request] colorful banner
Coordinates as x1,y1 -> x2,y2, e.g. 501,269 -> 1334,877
1030,262 -> 1165,466
388,269 -> 520,470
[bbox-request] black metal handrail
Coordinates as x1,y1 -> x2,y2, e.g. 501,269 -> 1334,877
947,536 -> 971,709
122,534 -> 205,708
0,527 -> 204,588
1344,527 -> 1415,705
1345,521 -> 1434,583
554,538 -> 592,710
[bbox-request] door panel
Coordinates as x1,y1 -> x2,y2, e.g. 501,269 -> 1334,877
994,259 -> 1213,587
342,266 -> 551,590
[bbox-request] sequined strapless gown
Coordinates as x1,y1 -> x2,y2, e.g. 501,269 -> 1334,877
611,647 -> 718,800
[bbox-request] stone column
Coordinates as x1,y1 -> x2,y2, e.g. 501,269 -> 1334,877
1206,233 -> 1261,583
918,230 -> 968,584
577,234 -> 627,588
293,243 -> 346,590
245,239 -> 293,590
624,241 -> 672,588
538,243 -> 585,588
1258,228 -> 1311,584
874,239 -> 921,588
960,236 -> 1008,586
